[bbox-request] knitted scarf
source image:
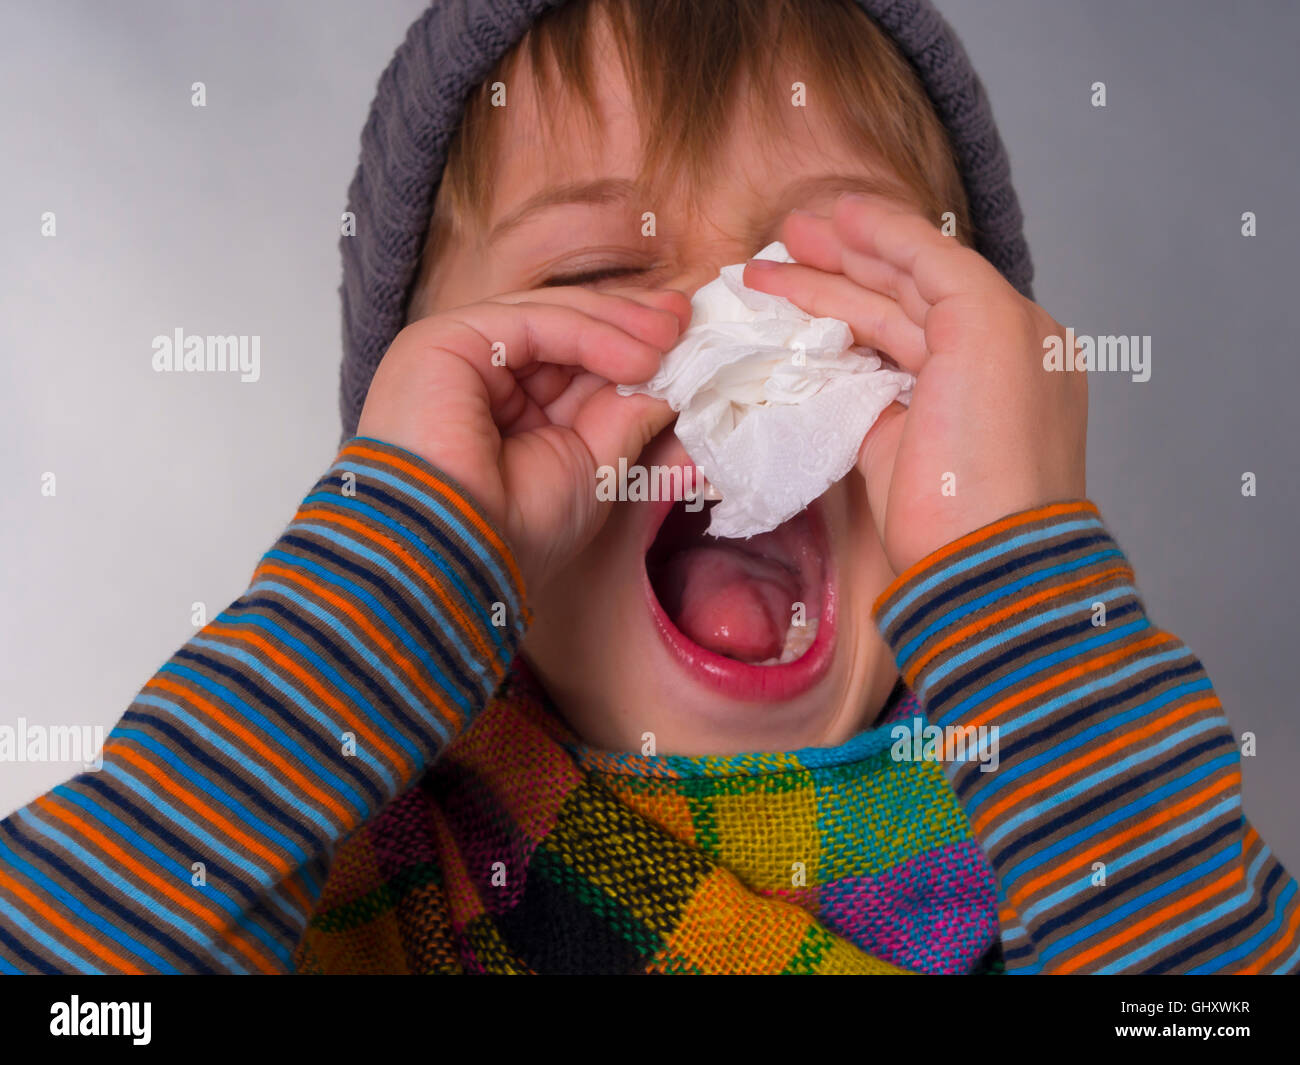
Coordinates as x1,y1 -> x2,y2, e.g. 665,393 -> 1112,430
293,663 -> 1004,974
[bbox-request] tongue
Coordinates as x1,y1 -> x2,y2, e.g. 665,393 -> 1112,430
657,545 -> 799,662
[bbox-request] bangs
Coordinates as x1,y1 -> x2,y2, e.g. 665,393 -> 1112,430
416,0 -> 971,299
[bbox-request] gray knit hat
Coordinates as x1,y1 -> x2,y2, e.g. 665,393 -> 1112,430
338,0 -> 1034,442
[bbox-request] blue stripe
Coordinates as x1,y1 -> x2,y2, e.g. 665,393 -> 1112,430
1021,794 -> 1241,927
877,515 -> 1105,631
12,805 -> 244,970
1038,842 -> 1242,966
301,488 -> 509,657
0,835 -> 177,972
1000,751 -> 1237,885
189,634 -> 398,793
985,720 -> 1229,853
243,578 -> 458,737
256,546 -> 475,712
1102,858 -> 1276,974
133,694 -> 336,837
896,548 -> 1125,664
111,727 -> 310,866
330,453 -> 516,599
922,587 -> 1140,690
292,521 -> 492,684
930,617 -> 1152,725
1,816 -> 207,970
158,661 -> 368,817
963,676 -> 1219,817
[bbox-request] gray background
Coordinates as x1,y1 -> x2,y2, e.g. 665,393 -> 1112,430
2,1 -> 1297,873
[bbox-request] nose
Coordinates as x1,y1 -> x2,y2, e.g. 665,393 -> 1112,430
664,265 -> 718,301
663,247 -> 756,302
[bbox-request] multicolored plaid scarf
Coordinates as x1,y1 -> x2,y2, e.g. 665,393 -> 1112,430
294,663 -> 1004,974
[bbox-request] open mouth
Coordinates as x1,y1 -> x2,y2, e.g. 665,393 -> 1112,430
642,496 -> 836,700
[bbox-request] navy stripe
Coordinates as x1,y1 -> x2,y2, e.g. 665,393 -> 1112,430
994,658 -> 1205,768
170,647 -> 387,810
0,818 -> 214,971
118,710 -> 321,851
888,530 -> 1114,643
924,600 -> 1142,714
985,733 -> 1236,868
276,531 -> 483,697
1148,863 -> 1286,974
1034,817 -> 1239,943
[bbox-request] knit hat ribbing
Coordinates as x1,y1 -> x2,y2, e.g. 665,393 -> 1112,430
337,0 -> 1033,443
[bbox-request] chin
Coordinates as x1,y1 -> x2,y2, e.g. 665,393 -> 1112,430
524,435 -> 898,755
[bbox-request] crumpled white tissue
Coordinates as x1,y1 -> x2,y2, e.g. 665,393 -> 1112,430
618,241 -> 915,539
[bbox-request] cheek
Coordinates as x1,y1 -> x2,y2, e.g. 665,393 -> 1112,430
525,501 -> 646,645
825,476 -> 893,603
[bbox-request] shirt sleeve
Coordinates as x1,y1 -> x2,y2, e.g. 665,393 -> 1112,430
873,500 -> 1300,974
0,437 -> 528,973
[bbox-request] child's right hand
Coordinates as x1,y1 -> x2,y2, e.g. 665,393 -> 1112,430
356,285 -> 691,593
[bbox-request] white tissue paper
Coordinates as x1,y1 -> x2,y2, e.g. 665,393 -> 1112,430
618,241 -> 915,539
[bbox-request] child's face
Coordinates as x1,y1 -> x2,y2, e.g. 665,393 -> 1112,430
412,31 -> 913,755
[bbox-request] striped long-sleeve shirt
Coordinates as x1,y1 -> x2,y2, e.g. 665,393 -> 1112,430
0,440 -> 1295,972
875,503 -> 1299,973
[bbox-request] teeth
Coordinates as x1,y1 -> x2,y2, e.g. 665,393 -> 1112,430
756,614 -> 819,666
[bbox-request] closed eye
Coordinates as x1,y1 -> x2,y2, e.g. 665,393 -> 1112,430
540,266 -> 647,288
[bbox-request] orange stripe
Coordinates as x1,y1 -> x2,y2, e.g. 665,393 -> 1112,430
108,743 -> 285,872
1011,773 -> 1239,907
1057,868 -> 1243,974
208,618 -> 416,772
278,506 -> 496,664
250,562 -> 465,736
909,565 -> 1132,678
0,865 -> 144,973
874,501 -> 1098,614
145,675 -> 353,827
925,631 -> 1176,730
279,870 -> 315,915
972,695 -> 1221,835
32,795 -> 278,973
342,442 -> 527,598
1240,895 -> 1300,974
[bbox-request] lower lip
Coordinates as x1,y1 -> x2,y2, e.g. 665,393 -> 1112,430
641,497 -> 837,702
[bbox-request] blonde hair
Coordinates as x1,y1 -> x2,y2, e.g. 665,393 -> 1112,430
412,0 -> 971,302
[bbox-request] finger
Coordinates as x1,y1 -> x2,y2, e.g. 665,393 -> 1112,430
856,400 -> 906,528
490,284 -> 693,339
570,385 -> 677,476
425,302 -> 672,420
514,361 -> 580,409
741,259 -> 928,371
538,369 -> 608,427
831,194 -> 1005,305
778,208 -> 930,326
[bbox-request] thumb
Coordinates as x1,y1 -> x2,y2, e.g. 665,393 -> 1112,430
856,401 -> 906,538
573,385 -> 676,475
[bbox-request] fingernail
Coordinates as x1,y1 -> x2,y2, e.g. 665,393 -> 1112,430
746,258 -> 777,270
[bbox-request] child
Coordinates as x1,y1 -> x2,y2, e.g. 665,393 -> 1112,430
2,0 -> 1295,975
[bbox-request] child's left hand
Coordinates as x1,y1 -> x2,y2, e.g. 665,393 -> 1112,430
742,193 -> 1088,576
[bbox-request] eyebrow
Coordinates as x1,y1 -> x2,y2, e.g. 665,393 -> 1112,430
485,171 -> 911,246
487,178 -> 640,244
